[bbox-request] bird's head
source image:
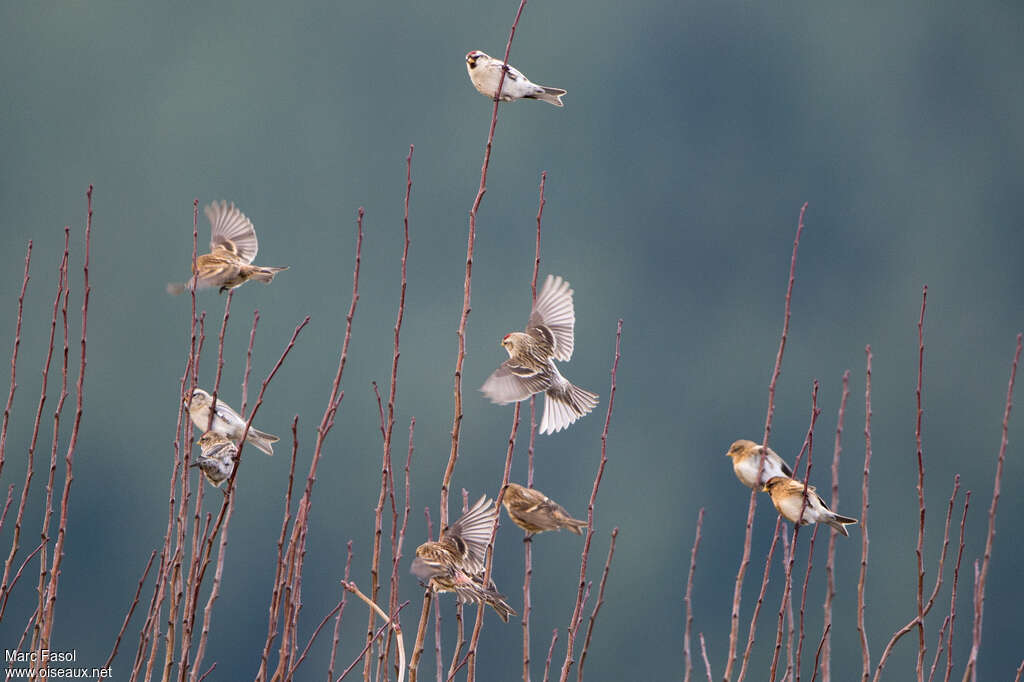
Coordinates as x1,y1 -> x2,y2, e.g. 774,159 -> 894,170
762,476 -> 787,493
726,439 -> 758,459
466,50 -> 486,68
187,388 -> 212,409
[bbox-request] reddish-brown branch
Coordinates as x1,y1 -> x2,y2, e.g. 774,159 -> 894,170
915,286 -> 928,682
858,346 -> 873,681
943,491 -> 970,682
0,240 -> 31,480
522,169 -> 545,682
558,319 -> 622,682
439,0 -> 528,531
809,624 -> 831,682
736,401 -> 817,682
684,509 -> 706,682
38,184 -> 92,650
327,542 -> 355,682
256,417 -> 301,682
576,527 -> 618,682
0,234 -> 66,620
769,382 -> 820,682
289,597 -> 346,679
724,203 -> 806,682
821,370 -> 850,682
794,524 -> 819,682
700,634 -> 714,682
241,310 -> 259,415
105,550 -> 158,670
384,418 -> 416,682
872,476 -> 960,681
962,333 -> 1021,682
542,630 -> 559,682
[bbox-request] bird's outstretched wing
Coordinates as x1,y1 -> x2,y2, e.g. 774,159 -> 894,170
481,363 -> 550,405
206,201 -> 259,263
445,496 -> 496,575
527,275 -> 575,361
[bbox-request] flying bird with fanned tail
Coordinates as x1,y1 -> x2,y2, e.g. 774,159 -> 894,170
762,476 -> 858,536
410,495 -> 516,622
465,50 -> 566,107
481,274 -> 598,435
502,483 -> 588,537
186,388 -> 278,455
167,200 -> 287,294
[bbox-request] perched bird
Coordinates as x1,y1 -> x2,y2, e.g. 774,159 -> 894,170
480,274 -> 599,435
725,439 -> 794,488
762,476 -> 858,536
167,200 -> 287,294
465,50 -> 567,107
502,482 -> 587,536
185,388 -> 278,455
411,496 -> 516,622
192,431 -> 237,488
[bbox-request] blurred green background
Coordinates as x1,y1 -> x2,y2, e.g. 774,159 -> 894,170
1,0 -> 1023,679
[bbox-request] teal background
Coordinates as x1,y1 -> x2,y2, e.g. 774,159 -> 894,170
1,0 -> 1023,679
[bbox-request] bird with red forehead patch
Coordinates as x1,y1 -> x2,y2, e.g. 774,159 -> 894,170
464,50 -> 567,107
480,275 -> 598,434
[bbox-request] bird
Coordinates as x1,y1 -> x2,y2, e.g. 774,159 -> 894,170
762,476 -> 858,536
480,274 -> 599,435
192,431 -> 237,488
185,388 -> 278,455
410,495 -> 516,622
465,50 -> 566,107
167,200 -> 287,294
501,483 -> 587,536
725,439 -> 794,488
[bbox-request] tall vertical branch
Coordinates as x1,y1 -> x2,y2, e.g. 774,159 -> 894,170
576,527 -> 618,681
724,202 -> 806,682
768,381 -> 819,682
522,169 -> 545,682
684,509 -> 705,682
38,184 -> 92,649
0,241 -> 31,480
858,347 -> 873,681
439,0 -> 529,530
914,286 -> 928,682
558,319 -> 622,682
961,334 -> 1022,682
821,370 -> 850,682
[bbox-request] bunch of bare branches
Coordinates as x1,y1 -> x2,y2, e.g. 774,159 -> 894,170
0,4 -> 623,682
683,208 -> 1023,682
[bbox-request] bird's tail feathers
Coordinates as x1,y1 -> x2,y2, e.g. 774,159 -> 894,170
563,516 -> 589,535
826,514 -> 858,536
249,266 -> 288,284
246,428 -> 279,455
534,86 -> 566,107
541,378 -> 598,434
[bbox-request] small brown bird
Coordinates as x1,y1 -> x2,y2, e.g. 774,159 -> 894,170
762,476 -> 858,536
410,495 -> 515,622
502,483 -> 587,536
192,431 -> 237,488
480,275 -> 599,435
167,200 -> 287,294
185,388 -> 278,455
465,50 -> 566,107
725,439 -> 794,488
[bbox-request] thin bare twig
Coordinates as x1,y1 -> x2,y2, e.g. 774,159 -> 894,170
558,320 -> 622,682
943,491 -> 970,682
542,630 -> 558,682
343,581 -> 408,682
577,527 -> 618,682
962,334 -> 1021,682
0,241 -> 31,480
684,509 -> 706,682
821,370 -> 850,682
700,634 -> 714,682
858,347 -> 873,681
725,203 -> 806,682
